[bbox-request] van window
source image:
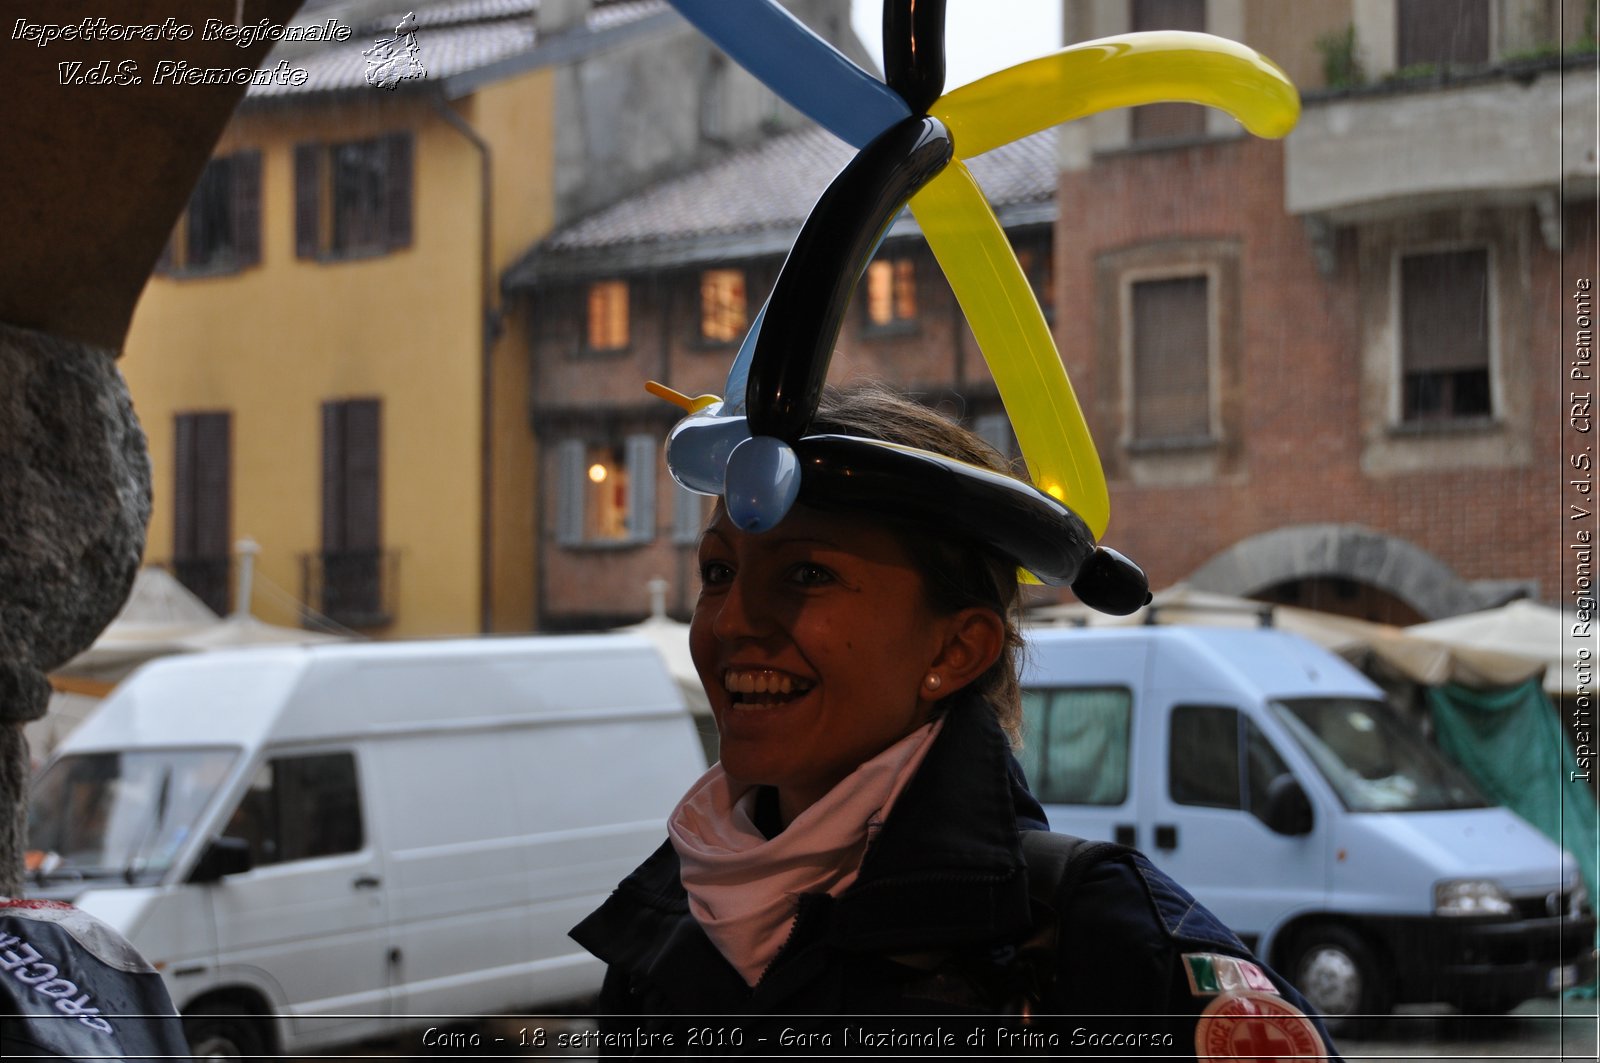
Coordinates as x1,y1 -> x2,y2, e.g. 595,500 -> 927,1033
1170,706 -> 1294,825
227,752 -> 363,865
1020,688 -> 1131,805
1271,698 -> 1489,812
27,748 -> 238,884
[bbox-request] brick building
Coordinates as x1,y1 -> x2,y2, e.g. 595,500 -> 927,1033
513,0 -> 1596,631
507,126 -> 1058,628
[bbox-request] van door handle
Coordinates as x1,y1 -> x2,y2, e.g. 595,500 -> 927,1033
352,874 -> 382,890
1114,824 -> 1137,847
1154,824 -> 1178,850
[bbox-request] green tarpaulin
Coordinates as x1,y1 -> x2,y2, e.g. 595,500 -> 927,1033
1429,679 -> 1599,995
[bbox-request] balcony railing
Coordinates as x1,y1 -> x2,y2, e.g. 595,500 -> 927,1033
300,549 -> 396,630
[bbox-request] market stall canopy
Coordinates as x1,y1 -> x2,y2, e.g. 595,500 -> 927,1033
1027,584 -> 1550,693
1408,600 -> 1575,696
51,566 -> 346,686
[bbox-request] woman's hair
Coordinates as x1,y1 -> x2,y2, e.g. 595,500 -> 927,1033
808,383 -> 1026,746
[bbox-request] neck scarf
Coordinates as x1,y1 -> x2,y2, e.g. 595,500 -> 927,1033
667,717 -> 944,986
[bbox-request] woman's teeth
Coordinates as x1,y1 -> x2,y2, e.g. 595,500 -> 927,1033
723,670 -> 812,703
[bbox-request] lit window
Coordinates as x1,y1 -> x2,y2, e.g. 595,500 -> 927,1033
865,257 -> 917,329
584,443 -> 630,540
700,269 -> 747,343
1399,249 -> 1490,423
555,435 -> 658,546
1130,275 -> 1211,442
587,280 -> 630,351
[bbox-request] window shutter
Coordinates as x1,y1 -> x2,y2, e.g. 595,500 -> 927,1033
556,439 -> 585,545
625,434 -> 657,543
195,413 -> 232,559
233,150 -> 262,267
973,413 -> 1014,462
672,484 -> 706,544
174,414 -> 198,557
1131,275 -> 1211,441
386,133 -> 412,250
344,400 -> 382,551
295,143 -> 322,259
321,401 -> 345,550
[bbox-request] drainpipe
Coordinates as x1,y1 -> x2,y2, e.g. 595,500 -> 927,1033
431,92 -> 499,634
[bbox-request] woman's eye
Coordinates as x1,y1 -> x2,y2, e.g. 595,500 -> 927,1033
700,560 -> 733,585
789,563 -> 835,587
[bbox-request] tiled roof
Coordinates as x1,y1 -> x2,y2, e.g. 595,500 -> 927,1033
512,122 -> 1058,282
248,0 -> 668,98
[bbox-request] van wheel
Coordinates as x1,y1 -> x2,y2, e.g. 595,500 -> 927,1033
1287,925 -> 1390,1034
183,1001 -> 265,1061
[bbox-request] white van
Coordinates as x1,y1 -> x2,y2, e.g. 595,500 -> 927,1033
1020,625 -> 1596,1024
25,635 -> 705,1058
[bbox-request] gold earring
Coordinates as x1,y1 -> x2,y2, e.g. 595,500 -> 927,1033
923,673 -> 943,692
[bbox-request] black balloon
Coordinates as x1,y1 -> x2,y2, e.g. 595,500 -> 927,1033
792,434 -> 1097,586
883,0 -> 947,116
745,115 -> 953,442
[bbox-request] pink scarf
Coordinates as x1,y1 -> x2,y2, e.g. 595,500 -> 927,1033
667,718 -> 944,986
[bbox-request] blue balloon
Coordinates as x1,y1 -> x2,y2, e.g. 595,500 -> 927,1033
723,435 -> 802,532
667,0 -> 909,149
665,405 -> 751,495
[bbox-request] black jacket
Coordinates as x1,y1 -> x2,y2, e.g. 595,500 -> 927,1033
571,704 -> 1341,1059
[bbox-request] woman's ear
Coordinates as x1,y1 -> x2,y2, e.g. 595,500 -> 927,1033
924,607 -> 1005,702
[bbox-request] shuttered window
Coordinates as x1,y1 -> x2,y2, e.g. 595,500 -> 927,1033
1399,249 -> 1491,422
1398,0 -> 1490,68
157,152 -> 261,275
295,133 -> 413,260
554,434 -> 658,546
1131,275 -> 1212,442
173,411 -> 232,614
321,399 -> 383,623
1130,0 -> 1207,141
673,484 -> 708,544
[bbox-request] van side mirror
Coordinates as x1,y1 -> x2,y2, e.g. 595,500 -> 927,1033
189,836 -> 254,883
1261,774 -> 1314,836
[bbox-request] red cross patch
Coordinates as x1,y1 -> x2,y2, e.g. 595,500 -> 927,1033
1195,990 -> 1326,1061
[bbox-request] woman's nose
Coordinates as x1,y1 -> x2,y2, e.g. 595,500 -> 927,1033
710,572 -> 771,642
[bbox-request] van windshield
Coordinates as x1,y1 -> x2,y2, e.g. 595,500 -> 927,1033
27,749 -> 238,885
1270,698 -> 1490,812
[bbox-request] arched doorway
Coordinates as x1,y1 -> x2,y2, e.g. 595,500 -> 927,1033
1187,524 -> 1483,621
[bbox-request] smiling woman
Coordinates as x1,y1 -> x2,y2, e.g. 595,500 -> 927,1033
568,386 -> 1339,1056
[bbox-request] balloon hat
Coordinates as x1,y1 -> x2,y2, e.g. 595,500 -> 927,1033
651,0 -> 1300,615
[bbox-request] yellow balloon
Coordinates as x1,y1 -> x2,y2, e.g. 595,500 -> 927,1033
934,31 -> 1300,159
910,162 -> 1109,539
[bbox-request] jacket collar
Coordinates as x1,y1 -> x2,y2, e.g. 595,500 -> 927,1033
823,701 -> 1032,953
570,702 -> 1035,994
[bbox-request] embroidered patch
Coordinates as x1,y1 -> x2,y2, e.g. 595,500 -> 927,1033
1195,990 -> 1324,1061
1182,952 -> 1277,997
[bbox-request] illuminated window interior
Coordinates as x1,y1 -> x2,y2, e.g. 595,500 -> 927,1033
700,269 -> 747,343
584,443 -> 630,540
865,257 -> 916,328
587,280 -> 630,351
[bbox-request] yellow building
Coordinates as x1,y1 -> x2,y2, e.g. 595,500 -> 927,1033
123,0 -> 850,636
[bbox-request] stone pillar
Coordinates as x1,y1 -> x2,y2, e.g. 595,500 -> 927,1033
0,322 -> 151,895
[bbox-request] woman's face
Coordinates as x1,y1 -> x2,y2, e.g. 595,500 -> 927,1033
691,504 -> 984,821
